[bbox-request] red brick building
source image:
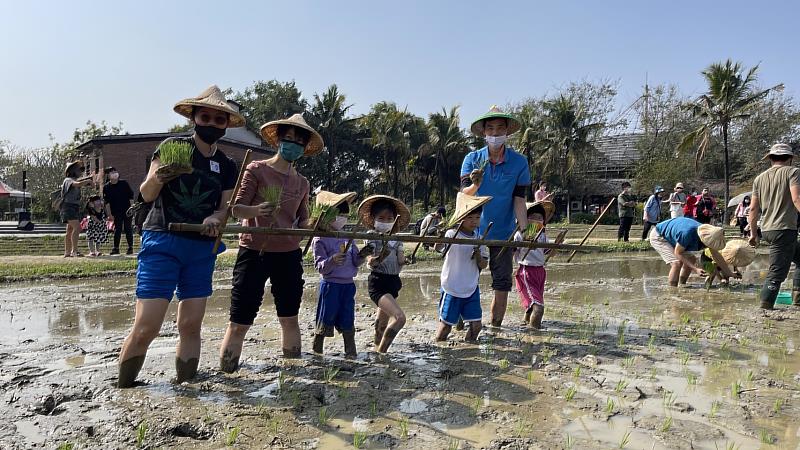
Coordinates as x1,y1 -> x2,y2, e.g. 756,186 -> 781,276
75,127 -> 274,195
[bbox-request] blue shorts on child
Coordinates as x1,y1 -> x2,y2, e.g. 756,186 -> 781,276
438,288 -> 482,326
136,230 -> 224,301
315,280 -> 356,336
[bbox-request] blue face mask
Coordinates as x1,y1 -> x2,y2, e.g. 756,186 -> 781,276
278,140 -> 305,162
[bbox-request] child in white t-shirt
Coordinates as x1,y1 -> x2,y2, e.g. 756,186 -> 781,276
434,193 -> 491,342
514,201 -> 555,329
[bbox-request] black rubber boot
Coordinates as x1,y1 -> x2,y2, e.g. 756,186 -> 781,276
342,331 -> 357,359
312,334 -> 325,354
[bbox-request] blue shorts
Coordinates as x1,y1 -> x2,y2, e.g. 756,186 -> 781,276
315,280 -> 356,335
438,288 -> 482,326
136,230 -> 224,301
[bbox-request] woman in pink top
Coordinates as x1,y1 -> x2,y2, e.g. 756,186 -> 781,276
219,114 -> 323,372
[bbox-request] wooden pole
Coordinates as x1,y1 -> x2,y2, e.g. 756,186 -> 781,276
169,223 -> 600,252
544,229 -> 569,263
375,215 -> 400,263
212,149 -> 253,254
519,225 -> 546,261
495,226 -> 522,258
565,196 -> 616,263
439,222 -> 466,258
409,218 -> 437,263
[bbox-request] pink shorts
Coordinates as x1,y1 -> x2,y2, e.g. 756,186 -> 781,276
515,265 -> 546,309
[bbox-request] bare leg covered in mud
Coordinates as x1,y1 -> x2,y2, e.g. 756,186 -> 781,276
118,299 -> 169,388
464,321 -> 481,342
529,304 -> 544,330
219,323 -> 250,373
174,298 -> 206,383
375,294 -> 405,353
279,316 -> 302,358
489,291 -> 509,327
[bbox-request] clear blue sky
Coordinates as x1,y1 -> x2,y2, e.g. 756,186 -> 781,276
1,0 -> 797,148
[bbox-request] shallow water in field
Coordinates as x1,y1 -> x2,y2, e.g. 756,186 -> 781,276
1,251 -> 799,449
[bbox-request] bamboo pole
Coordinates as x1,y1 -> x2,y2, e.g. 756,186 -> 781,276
212,149 -> 253,254
169,223 -> 599,252
518,225 -> 546,261
494,226 -> 522,258
544,229 -> 569,263
565,196 -> 616,263
439,222 -> 466,258
374,215 -> 400,263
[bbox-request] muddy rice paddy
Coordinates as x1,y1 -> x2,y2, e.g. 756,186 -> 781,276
1,251 -> 799,449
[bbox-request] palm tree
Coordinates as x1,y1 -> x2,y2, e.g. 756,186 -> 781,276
427,106 -> 469,205
678,59 -> 783,223
535,95 -> 604,222
362,102 -> 410,197
309,84 -> 354,189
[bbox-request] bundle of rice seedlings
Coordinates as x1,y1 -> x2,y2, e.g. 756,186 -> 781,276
309,200 -> 337,228
156,141 -> 194,177
523,222 -> 543,240
257,185 -> 283,217
158,141 -> 193,167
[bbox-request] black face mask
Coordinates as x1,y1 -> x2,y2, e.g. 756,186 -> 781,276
195,124 -> 226,145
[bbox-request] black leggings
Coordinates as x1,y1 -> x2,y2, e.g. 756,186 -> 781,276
113,214 -> 134,250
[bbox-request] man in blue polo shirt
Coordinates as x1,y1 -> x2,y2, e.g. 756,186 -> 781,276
461,106 -> 531,327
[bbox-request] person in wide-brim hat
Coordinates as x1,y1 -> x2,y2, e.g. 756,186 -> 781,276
315,190 -> 357,209
260,114 -> 325,157
173,85 -> 245,128
64,160 -> 84,177
524,200 -> 555,225
357,195 -> 410,231
447,192 -> 493,228
470,106 -> 521,136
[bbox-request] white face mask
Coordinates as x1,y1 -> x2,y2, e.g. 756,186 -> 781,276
485,135 -> 507,148
331,215 -> 347,231
374,220 -> 394,233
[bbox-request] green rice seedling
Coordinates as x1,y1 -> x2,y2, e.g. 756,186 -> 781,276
565,434 -> 575,450
526,370 -> 535,386
685,371 -> 697,386
448,438 -> 461,450
744,370 -> 754,384
318,406 -> 335,426
353,431 -> 367,449
679,351 -> 690,366
58,443 -> 75,450
277,371 -> 286,392
621,356 -> 635,370
498,358 -> 510,370
514,420 -> 528,436
225,426 -> 240,447
714,442 -> 740,450
369,399 -> 378,418
573,366 -> 581,379
650,367 -> 658,381
618,430 -> 631,448
709,400 -> 720,418
680,313 -> 691,324
660,416 -> 672,432
399,415 -> 409,439
136,421 -> 147,448
759,429 -> 773,444
158,140 -> 194,167
615,379 -> 628,393
663,391 -> 677,408
730,380 -> 742,398
605,397 -> 615,414
267,415 -> 280,435
469,396 -> 482,417
776,366 -> 787,379
310,201 -> 337,228
773,398 -> 784,413
565,385 -> 577,401
324,366 -> 340,383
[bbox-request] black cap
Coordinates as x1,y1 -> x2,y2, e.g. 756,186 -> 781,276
436,206 -> 446,215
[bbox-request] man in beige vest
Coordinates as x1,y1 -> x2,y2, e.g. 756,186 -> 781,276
749,143 -> 800,309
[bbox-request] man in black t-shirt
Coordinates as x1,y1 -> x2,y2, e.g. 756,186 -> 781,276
103,167 -> 135,254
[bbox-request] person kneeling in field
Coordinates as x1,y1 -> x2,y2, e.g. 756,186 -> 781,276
648,217 -> 739,286
702,239 -> 756,287
434,192 -> 491,343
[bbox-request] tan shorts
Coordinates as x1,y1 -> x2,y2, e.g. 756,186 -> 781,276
649,228 -> 679,265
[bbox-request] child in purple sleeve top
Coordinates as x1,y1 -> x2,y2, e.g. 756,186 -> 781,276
311,191 -> 366,358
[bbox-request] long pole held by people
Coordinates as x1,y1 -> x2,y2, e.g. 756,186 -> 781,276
565,196 -> 616,263
212,149 -> 253,254
170,223 -> 599,252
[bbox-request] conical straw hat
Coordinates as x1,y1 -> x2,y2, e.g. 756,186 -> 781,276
719,239 -> 756,267
524,200 -> 555,224
470,105 -> 521,136
357,195 -> 410,231
260,113 -> 325,157
315,191 -> 356,209
697,224 -> 725,251
173,85 -> 245,128
447,192 -> 492,227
